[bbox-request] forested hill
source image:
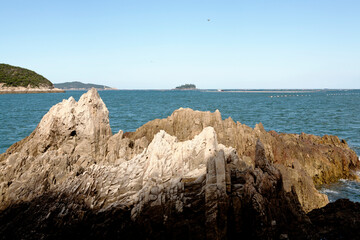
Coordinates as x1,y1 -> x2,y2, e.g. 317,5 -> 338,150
0,64 -> 53,88
175,84 -> 196,90
54,81 -> 112,90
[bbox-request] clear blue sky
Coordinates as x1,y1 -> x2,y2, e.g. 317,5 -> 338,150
1,0 -> 359,89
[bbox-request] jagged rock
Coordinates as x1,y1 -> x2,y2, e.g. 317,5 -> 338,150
227,140 -> 313,239
0,89 -> 112,209
0,89 -> 359,239
124,108 -> 359,212
105,130 -> 149,163
0,129 -> 313,239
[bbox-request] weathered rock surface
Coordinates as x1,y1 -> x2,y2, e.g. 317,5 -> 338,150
0,134 -> 313,239
0,89 -> 112,209
124,108 -> 359,212
0,89 -> 359,239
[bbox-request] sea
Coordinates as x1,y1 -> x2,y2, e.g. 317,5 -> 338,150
1,89 -> 359,202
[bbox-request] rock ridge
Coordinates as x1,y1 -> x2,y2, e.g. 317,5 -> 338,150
121,107 -> 359,212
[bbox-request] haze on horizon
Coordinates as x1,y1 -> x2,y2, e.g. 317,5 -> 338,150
1,0 -> 359,89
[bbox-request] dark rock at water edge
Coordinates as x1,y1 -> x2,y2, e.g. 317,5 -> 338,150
308,199 -> 360,240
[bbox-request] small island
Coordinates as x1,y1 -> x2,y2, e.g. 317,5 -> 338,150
54,81 -> 117,90
175,84 -> 197,90
0,64 -> 64,94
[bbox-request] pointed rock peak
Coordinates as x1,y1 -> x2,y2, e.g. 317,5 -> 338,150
214,109 -> 222,120
149,127 -> 217,148
171,107 -> 194,115
201,126 -> 217,136
151,129 -> 177,143
255,122 -> 265,132
68,96 -> 76,104
33,88 -> 111,145
77,88 -> 104,105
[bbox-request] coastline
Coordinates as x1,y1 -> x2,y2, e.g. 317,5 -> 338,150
0,87 -> 65,94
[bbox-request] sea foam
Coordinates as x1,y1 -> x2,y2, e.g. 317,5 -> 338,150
320,189 -> 339,195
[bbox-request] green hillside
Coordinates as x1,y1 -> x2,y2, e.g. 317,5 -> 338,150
0,64 -> 53,88
54,81 -> 111,89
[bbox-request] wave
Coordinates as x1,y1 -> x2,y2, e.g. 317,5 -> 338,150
320,188 -> 339,195
346,185 -> 360,192
320,179 -> 360,203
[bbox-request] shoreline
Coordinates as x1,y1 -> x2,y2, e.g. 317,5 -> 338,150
0,88 -> 65,94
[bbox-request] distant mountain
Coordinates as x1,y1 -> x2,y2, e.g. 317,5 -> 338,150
0,64 -> 53,88
54,81 -> 115,90
175,84 -> 197,90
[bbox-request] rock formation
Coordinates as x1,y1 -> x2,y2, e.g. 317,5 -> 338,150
0,89 -> 112,209
0,88 -> 359,239
122,108 -> 359,212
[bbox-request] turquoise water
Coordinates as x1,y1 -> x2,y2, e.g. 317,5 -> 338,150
0,89 -> 359,200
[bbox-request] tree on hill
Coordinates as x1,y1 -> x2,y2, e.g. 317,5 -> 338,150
0,64 -> 53,88
53,81 -> 111,89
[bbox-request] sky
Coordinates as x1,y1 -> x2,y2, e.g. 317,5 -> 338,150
1,0 -> 359,89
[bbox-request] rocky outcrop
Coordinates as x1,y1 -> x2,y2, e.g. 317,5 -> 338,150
0,89 -> 359,239
0,131 -> 314,239
125,108 -> 359,185
0,89 -> 112,209
123,108 -> 359,212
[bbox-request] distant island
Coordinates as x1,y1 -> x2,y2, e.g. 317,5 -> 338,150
54,81 -> 117,90
0,63 -> 64,94
175,84 -> 197,90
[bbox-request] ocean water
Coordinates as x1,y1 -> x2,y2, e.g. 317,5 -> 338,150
319,179 -> 360,202
0,89 -> 359,201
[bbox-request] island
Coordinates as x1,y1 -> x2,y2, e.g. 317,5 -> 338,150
175,83 -> 197,90
0,63 -> 64,94
54,81 -> 117,90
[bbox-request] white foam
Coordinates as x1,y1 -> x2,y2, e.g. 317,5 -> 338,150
320,188 -> 339,195
346,185 -> 359,192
